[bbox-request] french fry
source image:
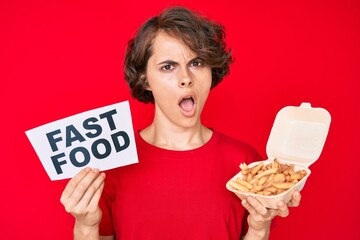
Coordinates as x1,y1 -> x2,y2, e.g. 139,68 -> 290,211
258,176 -> 268,186
254,168 -> 277,179
229,180 -> 249,192
273,173 -> 286,183
283,168 -> 290,175
252,185 -> 264,192
290,173 -> 302,180
250,185 -> 264,193
251,162 -> 264,175
240,163 -> 249,175
262,190 -> 272,196
285,175 -> 292,182
249,177 -> 259,185
272,182 -> 296,190
265,186 -> 278,194
263,174 -> 274,188
236,177 -> 253,189
272,160 -> 279,169
246,173 -> 253,182
232,159 -> 307,196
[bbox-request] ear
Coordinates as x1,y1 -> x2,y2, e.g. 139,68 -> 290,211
142,75 -> 151,91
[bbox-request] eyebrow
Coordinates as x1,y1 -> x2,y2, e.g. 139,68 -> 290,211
157,57 -> 201,66
157,60 -> 178,66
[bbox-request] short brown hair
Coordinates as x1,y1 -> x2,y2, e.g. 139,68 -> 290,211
124,6 -> 234,103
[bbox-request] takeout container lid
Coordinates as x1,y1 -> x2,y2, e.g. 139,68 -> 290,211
266,102 -> 331,167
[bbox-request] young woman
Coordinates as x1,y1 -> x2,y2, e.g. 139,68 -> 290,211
60,6 -> 301,240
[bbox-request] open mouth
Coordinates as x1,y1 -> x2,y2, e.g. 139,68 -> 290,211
179,96 -> 195,112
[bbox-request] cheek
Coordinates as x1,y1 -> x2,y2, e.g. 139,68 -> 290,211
198,70 -> 212,90
199,89 -> 211,106
151,83 -> 176,105
196,66 -> 212,79
147,70 -> 175,90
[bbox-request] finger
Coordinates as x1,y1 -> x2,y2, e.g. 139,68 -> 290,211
288,191 -> 302,207
61,167 -> 91,201
242,198 -> 257,216
65,169 -> 101,208
77,171 -> 106,209
276,201 -> 289,217
247,196 -> 268,216
88,177 -> 105,210
268,209 -> 278,219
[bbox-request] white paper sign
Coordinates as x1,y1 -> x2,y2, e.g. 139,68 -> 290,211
26,101 -> 138,181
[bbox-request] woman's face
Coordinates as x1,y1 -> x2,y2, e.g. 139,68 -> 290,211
145,32 -> 212,129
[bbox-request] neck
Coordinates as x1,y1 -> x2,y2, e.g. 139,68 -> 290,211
140,121 -> 212,150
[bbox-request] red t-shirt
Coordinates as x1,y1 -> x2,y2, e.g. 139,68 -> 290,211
99,130 -> 261,239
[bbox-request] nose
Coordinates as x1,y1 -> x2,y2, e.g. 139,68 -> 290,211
178,68 -> 193,88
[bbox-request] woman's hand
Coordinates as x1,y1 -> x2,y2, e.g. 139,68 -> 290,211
242,191 -> 302,239
60,168 -> 106,228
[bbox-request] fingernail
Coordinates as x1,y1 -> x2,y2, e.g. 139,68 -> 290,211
278,202 -> 285,207
242,199 -> 247,205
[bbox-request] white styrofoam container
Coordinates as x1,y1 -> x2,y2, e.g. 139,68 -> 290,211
226,102 -> 331,209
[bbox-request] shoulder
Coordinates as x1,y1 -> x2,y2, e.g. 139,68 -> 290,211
212,130 -> 262,164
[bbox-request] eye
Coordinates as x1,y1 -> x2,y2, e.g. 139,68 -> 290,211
161,64 -> 174,71
190,59 -> 203,67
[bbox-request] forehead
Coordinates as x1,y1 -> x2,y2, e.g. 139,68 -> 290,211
150,32 -> 196,61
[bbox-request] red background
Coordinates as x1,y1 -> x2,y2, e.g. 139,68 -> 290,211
1,0 -> 359,239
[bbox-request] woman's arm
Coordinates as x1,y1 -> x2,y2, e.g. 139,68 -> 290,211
242,191 -> 302,240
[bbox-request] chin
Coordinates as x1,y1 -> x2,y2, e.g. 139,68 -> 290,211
177,117 -> 201,129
